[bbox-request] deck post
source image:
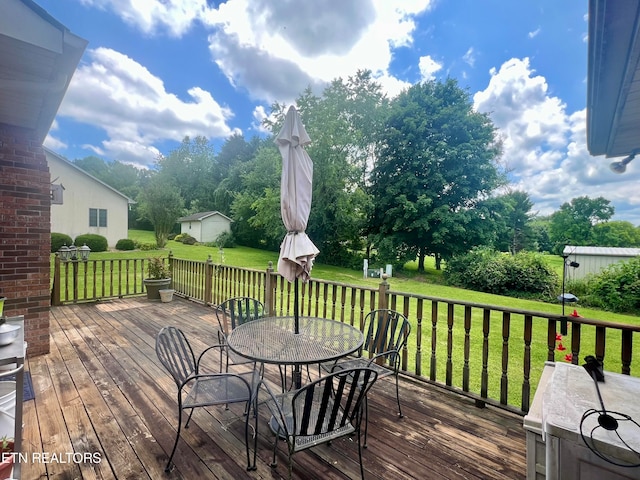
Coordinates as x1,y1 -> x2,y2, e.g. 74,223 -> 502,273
377,274 -> 389,310
265,261 -> 275,316
204,255 -> 213,305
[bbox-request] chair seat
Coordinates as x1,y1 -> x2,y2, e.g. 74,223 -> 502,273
184,374 -> 253,409
329,357 -> 393,379
265,389 -> 356,453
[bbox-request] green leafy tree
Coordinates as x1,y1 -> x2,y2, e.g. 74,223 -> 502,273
491,190 -> 536,254
155,136 -> 216,212
259,71 -> 385,265
591,220 -> 640,247
231,146 -> 282,249
137,178 -> 184,248
548,196 -> 614,252
368,79 -> 504,271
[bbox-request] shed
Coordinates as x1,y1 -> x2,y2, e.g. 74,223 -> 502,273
563,245 -> 640,280
178,211 -> 232,243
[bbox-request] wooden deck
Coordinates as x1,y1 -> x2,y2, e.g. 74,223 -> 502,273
20,297 -> 527,479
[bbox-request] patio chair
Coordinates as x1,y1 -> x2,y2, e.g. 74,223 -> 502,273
259,367 -> 378,480
214,296 -> 265,371
323,309 -> 411,422
155,326 -> 258,472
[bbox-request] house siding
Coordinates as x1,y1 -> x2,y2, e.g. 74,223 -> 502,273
0,123 -> 51,356
48,150 -> 130,247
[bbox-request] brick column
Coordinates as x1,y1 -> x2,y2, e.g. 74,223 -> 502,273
0,124 -> 51,356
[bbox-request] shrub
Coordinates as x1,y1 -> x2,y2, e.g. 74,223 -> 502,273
74,234 -> 108,253
146,257 -> 170,279
167,233 -> 177,240
444,248 -> 558,298
51,233 -> 73,253
136,242 -> 157,251
115,238 -> 135,251
581,257 -> 640,313
182,235 -> 197,245
215,231 -> 235,248
174,233 -> 186,242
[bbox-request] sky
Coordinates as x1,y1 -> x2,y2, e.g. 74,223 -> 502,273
35,0 -> 640,225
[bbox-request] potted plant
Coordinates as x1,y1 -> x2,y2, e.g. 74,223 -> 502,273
143,257 -> 172,300
0,436 -> 14,479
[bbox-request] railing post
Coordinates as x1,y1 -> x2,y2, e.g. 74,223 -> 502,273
51,254 -> 61,306
204,255 -> 213,306
265,261 -> 275,316
377,274 -> 389,310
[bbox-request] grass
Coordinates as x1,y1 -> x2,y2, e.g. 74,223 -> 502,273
125,230 -> 639,323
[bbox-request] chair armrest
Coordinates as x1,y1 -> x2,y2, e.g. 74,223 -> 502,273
256,378 -> 293,436
196,343 -> 225,371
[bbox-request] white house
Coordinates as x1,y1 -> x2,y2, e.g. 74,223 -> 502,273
47,148 -> 135,247
563,245 -> 640,281
178,211 -> 232,243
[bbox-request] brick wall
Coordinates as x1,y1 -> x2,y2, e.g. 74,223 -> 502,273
0,123 -> 51,356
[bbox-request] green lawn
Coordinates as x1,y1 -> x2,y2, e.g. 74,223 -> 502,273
123,229 -> 640,324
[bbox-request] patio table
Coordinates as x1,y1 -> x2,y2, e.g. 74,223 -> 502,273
226,316 -> 364,437
226,316 -> 363,369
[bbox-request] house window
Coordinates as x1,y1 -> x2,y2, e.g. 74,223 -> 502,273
89,208 -> 107,227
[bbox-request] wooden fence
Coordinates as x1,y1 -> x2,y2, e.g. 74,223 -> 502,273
51,253 -> 640,414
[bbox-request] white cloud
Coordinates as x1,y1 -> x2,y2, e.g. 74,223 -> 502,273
58,47 -> 238,167
473,57 -> 640,224
419,55 -> 443,81
528,27 -> 541,39
462,47 -> 475,67
202,0 -> 433,101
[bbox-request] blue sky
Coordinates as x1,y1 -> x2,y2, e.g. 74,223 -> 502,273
37,1 -> 639,224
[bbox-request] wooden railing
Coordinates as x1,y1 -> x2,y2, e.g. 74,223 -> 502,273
51,254 -> 640,414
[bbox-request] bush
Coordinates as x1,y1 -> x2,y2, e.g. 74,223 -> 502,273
51,233 -> 73,253
115,238 -> 135,251
581,257 -> 640,313
444,248 -> 558,298
74,234 -> 108,253
174,233 -> 196,244
215,231 -> 235,248
183,236 -> 197,245
135,242 -> 157,251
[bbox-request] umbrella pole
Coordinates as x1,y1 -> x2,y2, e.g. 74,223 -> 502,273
293,278 -> 302,388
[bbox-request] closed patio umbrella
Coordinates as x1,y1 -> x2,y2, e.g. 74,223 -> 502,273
276,105 -> 319,337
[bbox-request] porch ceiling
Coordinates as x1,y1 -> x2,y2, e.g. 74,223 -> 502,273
588,0 -> 640,158
0,0 -> 86,143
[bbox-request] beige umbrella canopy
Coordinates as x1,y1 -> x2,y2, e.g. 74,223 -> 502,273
276,105 -> 319,285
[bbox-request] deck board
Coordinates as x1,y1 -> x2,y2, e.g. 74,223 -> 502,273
19,297 -> 526,479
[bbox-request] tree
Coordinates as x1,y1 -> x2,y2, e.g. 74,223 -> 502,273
137,177 -> 184,248
591,221 -> 640,247
155,136 -> 216,212
548,196 -> 614,252
491,190 -> 536,254
257,71 -> 386,265
368,79 -> 504,271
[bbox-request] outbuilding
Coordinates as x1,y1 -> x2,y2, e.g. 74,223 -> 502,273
563,245 -> 640,281
178,211 -> 232,243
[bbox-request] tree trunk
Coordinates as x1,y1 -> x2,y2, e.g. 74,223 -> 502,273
418,246 -> 425,272
435,253 -> 442,270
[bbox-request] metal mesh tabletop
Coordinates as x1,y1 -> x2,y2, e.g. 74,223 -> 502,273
226,316 -> 364,365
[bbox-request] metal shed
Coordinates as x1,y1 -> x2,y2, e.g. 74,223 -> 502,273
177,211 -> 232,243
563,245 -> 640,280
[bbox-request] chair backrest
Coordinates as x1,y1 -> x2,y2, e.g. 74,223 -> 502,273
362,309 -> 411,363
216,297 -> 265,333
291,368 -> 378,436
156,326 -> 197,387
